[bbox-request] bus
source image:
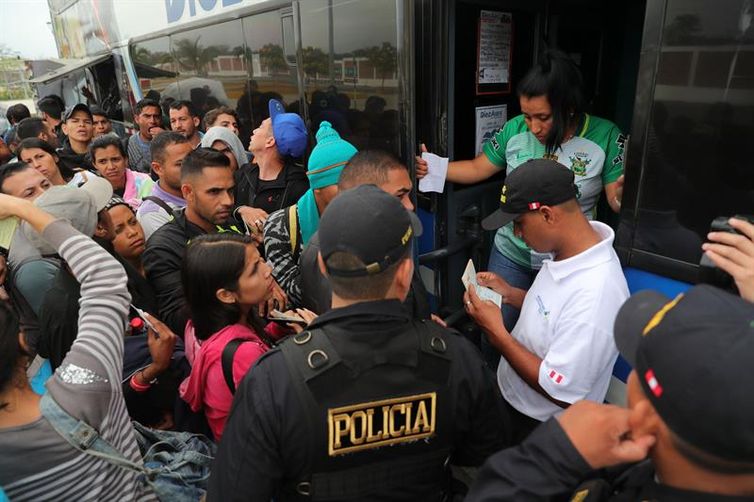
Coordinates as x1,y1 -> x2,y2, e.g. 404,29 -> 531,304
34,0 -> 754,399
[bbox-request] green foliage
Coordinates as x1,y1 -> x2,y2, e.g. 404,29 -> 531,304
302,46 -> 328,79
259,44 -> 287,75
172,37 -> 222,76
364,42 -> 397,88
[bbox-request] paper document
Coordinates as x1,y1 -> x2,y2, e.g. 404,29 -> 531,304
461,259 -> 502,307
0,216 -> 19,250
418,152 -> 449,193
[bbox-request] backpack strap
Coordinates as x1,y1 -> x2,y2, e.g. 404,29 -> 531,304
40,393 -> 145,474
143,195 -> 175,220
288,204 -> 298,256
221,338 -> 247,394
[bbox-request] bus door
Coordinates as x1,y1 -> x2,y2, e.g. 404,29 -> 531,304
413,1 -> 536,320
415,0 -> 645,328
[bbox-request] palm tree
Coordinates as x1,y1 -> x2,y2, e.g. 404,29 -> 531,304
172,37 -> 221,76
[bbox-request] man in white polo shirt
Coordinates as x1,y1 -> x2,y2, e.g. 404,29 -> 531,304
464,159 -> 628,442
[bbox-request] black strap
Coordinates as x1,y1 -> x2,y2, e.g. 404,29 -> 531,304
143,196 -> 175,218
221,338 -> 247,394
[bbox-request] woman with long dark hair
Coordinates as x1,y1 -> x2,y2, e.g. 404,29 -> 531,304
418,49 -> 626,343
16,138 -> 87,187
179,233 -> 313,440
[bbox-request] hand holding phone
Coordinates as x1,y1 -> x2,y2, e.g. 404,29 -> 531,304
268,309 -> 306,324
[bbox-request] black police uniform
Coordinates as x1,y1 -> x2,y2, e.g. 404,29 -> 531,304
208,299 -> 510,501
466,418 -> 754,502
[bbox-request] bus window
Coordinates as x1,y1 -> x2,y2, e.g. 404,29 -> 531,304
168,19 -> 247,122
130,36 -> 177,105
298,0 -> 402,155
239,10 -> 301,143
619,0 -> 754,279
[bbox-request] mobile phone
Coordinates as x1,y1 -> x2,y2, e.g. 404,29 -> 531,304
131,304 -> 157,334
268,309 -> 307,324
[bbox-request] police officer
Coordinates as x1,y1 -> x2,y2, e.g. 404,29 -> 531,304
209,185 -> 510,501
466,284 -> 754,501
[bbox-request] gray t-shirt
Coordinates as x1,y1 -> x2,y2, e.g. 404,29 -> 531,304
0,221 -> 156,501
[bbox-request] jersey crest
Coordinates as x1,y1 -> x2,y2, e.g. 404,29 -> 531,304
569,153 -> 592,176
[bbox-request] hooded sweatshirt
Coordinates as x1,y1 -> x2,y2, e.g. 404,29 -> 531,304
201,127 -> 250,172
180,322 -> 279,440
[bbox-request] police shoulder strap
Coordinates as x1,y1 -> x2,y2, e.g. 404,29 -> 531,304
221,338 -> 248,394
414,319 -> 453,362
280,328 -> 341,383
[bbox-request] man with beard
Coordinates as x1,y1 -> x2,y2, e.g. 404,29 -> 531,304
169,100 -> 202,148
142,148 -> 240,335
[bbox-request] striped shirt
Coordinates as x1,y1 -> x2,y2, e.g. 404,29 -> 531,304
0,221 -> 156,501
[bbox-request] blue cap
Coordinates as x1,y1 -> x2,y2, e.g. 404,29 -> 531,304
268,99 -> 307,158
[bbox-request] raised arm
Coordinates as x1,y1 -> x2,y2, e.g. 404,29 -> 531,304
0,194 -> 130,389
446,154 -> 502,184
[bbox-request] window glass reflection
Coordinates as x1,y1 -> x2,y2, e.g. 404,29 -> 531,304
239,11 -> 300,143
168,20 -> 247,121
626,0 -> 754,264
299,0 -> 401,154
130,37 -> 177,101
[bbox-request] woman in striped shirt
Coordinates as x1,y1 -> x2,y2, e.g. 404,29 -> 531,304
0,193 -> 156,501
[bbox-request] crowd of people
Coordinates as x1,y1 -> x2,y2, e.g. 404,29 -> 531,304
0,49 -> 753,501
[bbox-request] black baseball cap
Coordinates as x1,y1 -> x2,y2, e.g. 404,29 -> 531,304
614,285 -> 754,462
481,159 -> 578,230
63,103 -> 93,122
319,184 -> 422,277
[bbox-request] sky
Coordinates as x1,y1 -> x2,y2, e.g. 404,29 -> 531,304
0,0 -> 58,59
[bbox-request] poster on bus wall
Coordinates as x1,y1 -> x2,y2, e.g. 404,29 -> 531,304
475,105 -> 507,156
477,10 -> 513,95
477,11 -> 512,85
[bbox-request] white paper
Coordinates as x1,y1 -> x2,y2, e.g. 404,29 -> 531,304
475,104 -> 507,155
418,152 -> 449,193
478,11 -> 513,85
461,259 -> 503,307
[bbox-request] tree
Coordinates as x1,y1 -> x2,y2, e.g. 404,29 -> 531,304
259,44 -> 287,75
232,45 -> 253,75
172,37 -> 221,76
301,46 -> 328,81
364,42 -> 397,89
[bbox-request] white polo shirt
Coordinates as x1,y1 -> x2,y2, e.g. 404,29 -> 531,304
497,221 -> 628,421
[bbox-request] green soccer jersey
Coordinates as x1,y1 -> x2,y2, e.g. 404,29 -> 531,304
482,113 -> 626,269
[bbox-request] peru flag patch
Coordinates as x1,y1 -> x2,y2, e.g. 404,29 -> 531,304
548,369 -> 564,384
644,369 -> 663,397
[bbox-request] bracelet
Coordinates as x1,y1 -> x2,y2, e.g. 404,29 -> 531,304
130,373 -> 151,392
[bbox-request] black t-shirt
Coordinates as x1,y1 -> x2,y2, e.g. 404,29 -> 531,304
253,177 -> 284,214
234,160 -> 309,215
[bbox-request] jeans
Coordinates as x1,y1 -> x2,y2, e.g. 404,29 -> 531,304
480,245 -> 538,370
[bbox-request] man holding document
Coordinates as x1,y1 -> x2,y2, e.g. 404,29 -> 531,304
464,159 -> 628,441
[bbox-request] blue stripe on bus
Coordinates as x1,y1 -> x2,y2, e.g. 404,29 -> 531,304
612,268 -> 693,383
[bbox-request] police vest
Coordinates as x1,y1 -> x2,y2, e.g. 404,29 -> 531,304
569,460 -> 656,502
279,320 -> 456,501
